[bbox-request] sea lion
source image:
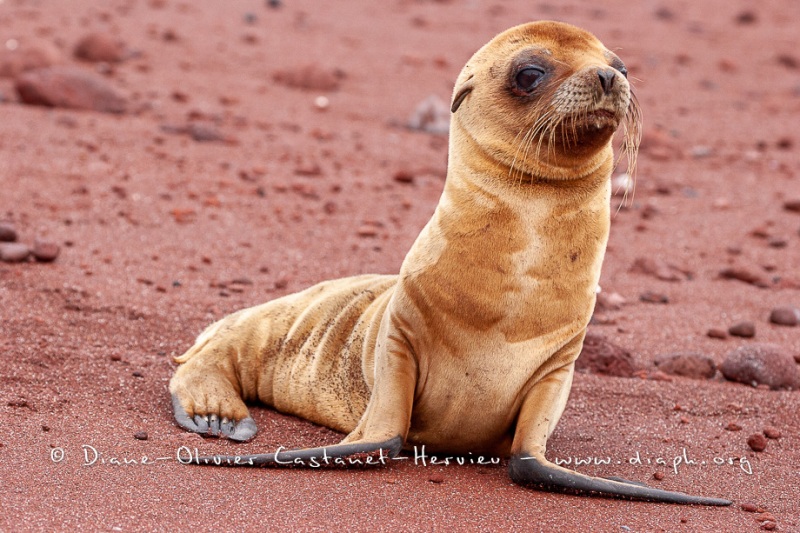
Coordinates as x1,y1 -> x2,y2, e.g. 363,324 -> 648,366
169,21 -> 731,505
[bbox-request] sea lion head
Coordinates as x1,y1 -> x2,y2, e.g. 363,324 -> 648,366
450,21 -> 641,183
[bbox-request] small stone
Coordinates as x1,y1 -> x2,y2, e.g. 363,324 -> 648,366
0,40 -> 62,78
267,0 -> 282,8
719,267 -> 769,288
756,512 -> 776,523
747,433 -> 767,452
407,95 -> 450,135
15,66 -> 127,113
631,257 -> 686,282
428,473 -> 444,484
735,11 -> 757,25
653,472 -> 665,480
725,422 -> 742,431
32,240 -> 60,262
0,242 -> 30,262
273,65 -> 344,91
761,522 -> 776,531
0,223 -> 18,242
763,427 -> 781,439
741,503 -> 759,512
132,371 -> 144,378
721,344 -> 800,390
728,322 -> 755,338
74,32 -> 129,63
783,199 -> 800,213
707,328 -> 728,339
134,431 -> 149,441
654,353 -> 717,379
769,307 -> 799,327
576,333 -> 639,377
639,291 -> 669,304
393,169 -> 415,184
595,291 -> 626,312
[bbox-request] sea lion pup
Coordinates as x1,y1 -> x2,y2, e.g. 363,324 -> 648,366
169,21 -> 731,505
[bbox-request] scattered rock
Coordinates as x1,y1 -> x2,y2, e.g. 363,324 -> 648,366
639,291 -> 669,304
725,422 -> 742,431
0,242 -> 30,262
654,353 -> 716,379
134,431 -> 149,441
639,129 -> 681,160
728,322 -> 755,338
735,11 -> 757,25
576,333 -> 639,377
407,95 -> 450,135
160,123 -> 228,143
0,223 -> 18,242
0,40 -> 62,78
273,65 -> 344,91
720,344 -> 800,390
783,199 -> 800,213
707,328 -> 728,339
719,267 -> 769,288
15,66 -> 127,113
428,473 -> 444,484
595,291 -> 626,312
653,472 -> 665,481
74,32 -> 129,63
741,503 -> 760,513
769,307 -> 799,326
32,240 -> 60,262
393,169 -> 415,184
630,257 -> 688,282
763,427 -> 781,439
747,433 -> 767,452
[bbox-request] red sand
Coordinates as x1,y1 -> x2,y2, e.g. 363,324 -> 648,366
1,1 -> 798,530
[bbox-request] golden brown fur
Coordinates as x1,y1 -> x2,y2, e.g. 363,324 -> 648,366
169,21 -> 730,505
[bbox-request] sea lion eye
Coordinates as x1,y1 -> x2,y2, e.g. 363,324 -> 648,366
515,66 -> 546,92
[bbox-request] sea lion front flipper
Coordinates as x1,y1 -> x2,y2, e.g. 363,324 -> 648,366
171,393 -> 258,442
509,362 -> 732,506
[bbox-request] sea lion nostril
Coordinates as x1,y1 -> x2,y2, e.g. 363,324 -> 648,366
597,68 -> 616,94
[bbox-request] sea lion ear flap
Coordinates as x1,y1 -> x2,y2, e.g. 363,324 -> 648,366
451,79 -> 474,113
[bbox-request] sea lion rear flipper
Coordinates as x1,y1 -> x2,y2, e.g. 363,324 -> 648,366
510,359 -> 731,506
509,455 -> 732,506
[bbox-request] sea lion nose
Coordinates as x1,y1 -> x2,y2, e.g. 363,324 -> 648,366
597,68 -> 616,95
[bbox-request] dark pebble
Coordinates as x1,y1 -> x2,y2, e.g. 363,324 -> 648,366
428,473 -> 444,484
576,333 -> 639,377
769,307 -> 799,327
134,431 -> 149,441
707,328 -> 728,339
15,66 -> 127,114
740,503 -> 759,513
747,433 -> 767,452
784,199 -> 800,213
32,239 -> 60,262
654,353 -> 717,379
721,344 -> 800,390
639,291 -> 669,304
0,223 -> 17,242
763,427 -> 781,439
725,422 -> 742,431
74,32 -> 128,63
728,322 -> 755,338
